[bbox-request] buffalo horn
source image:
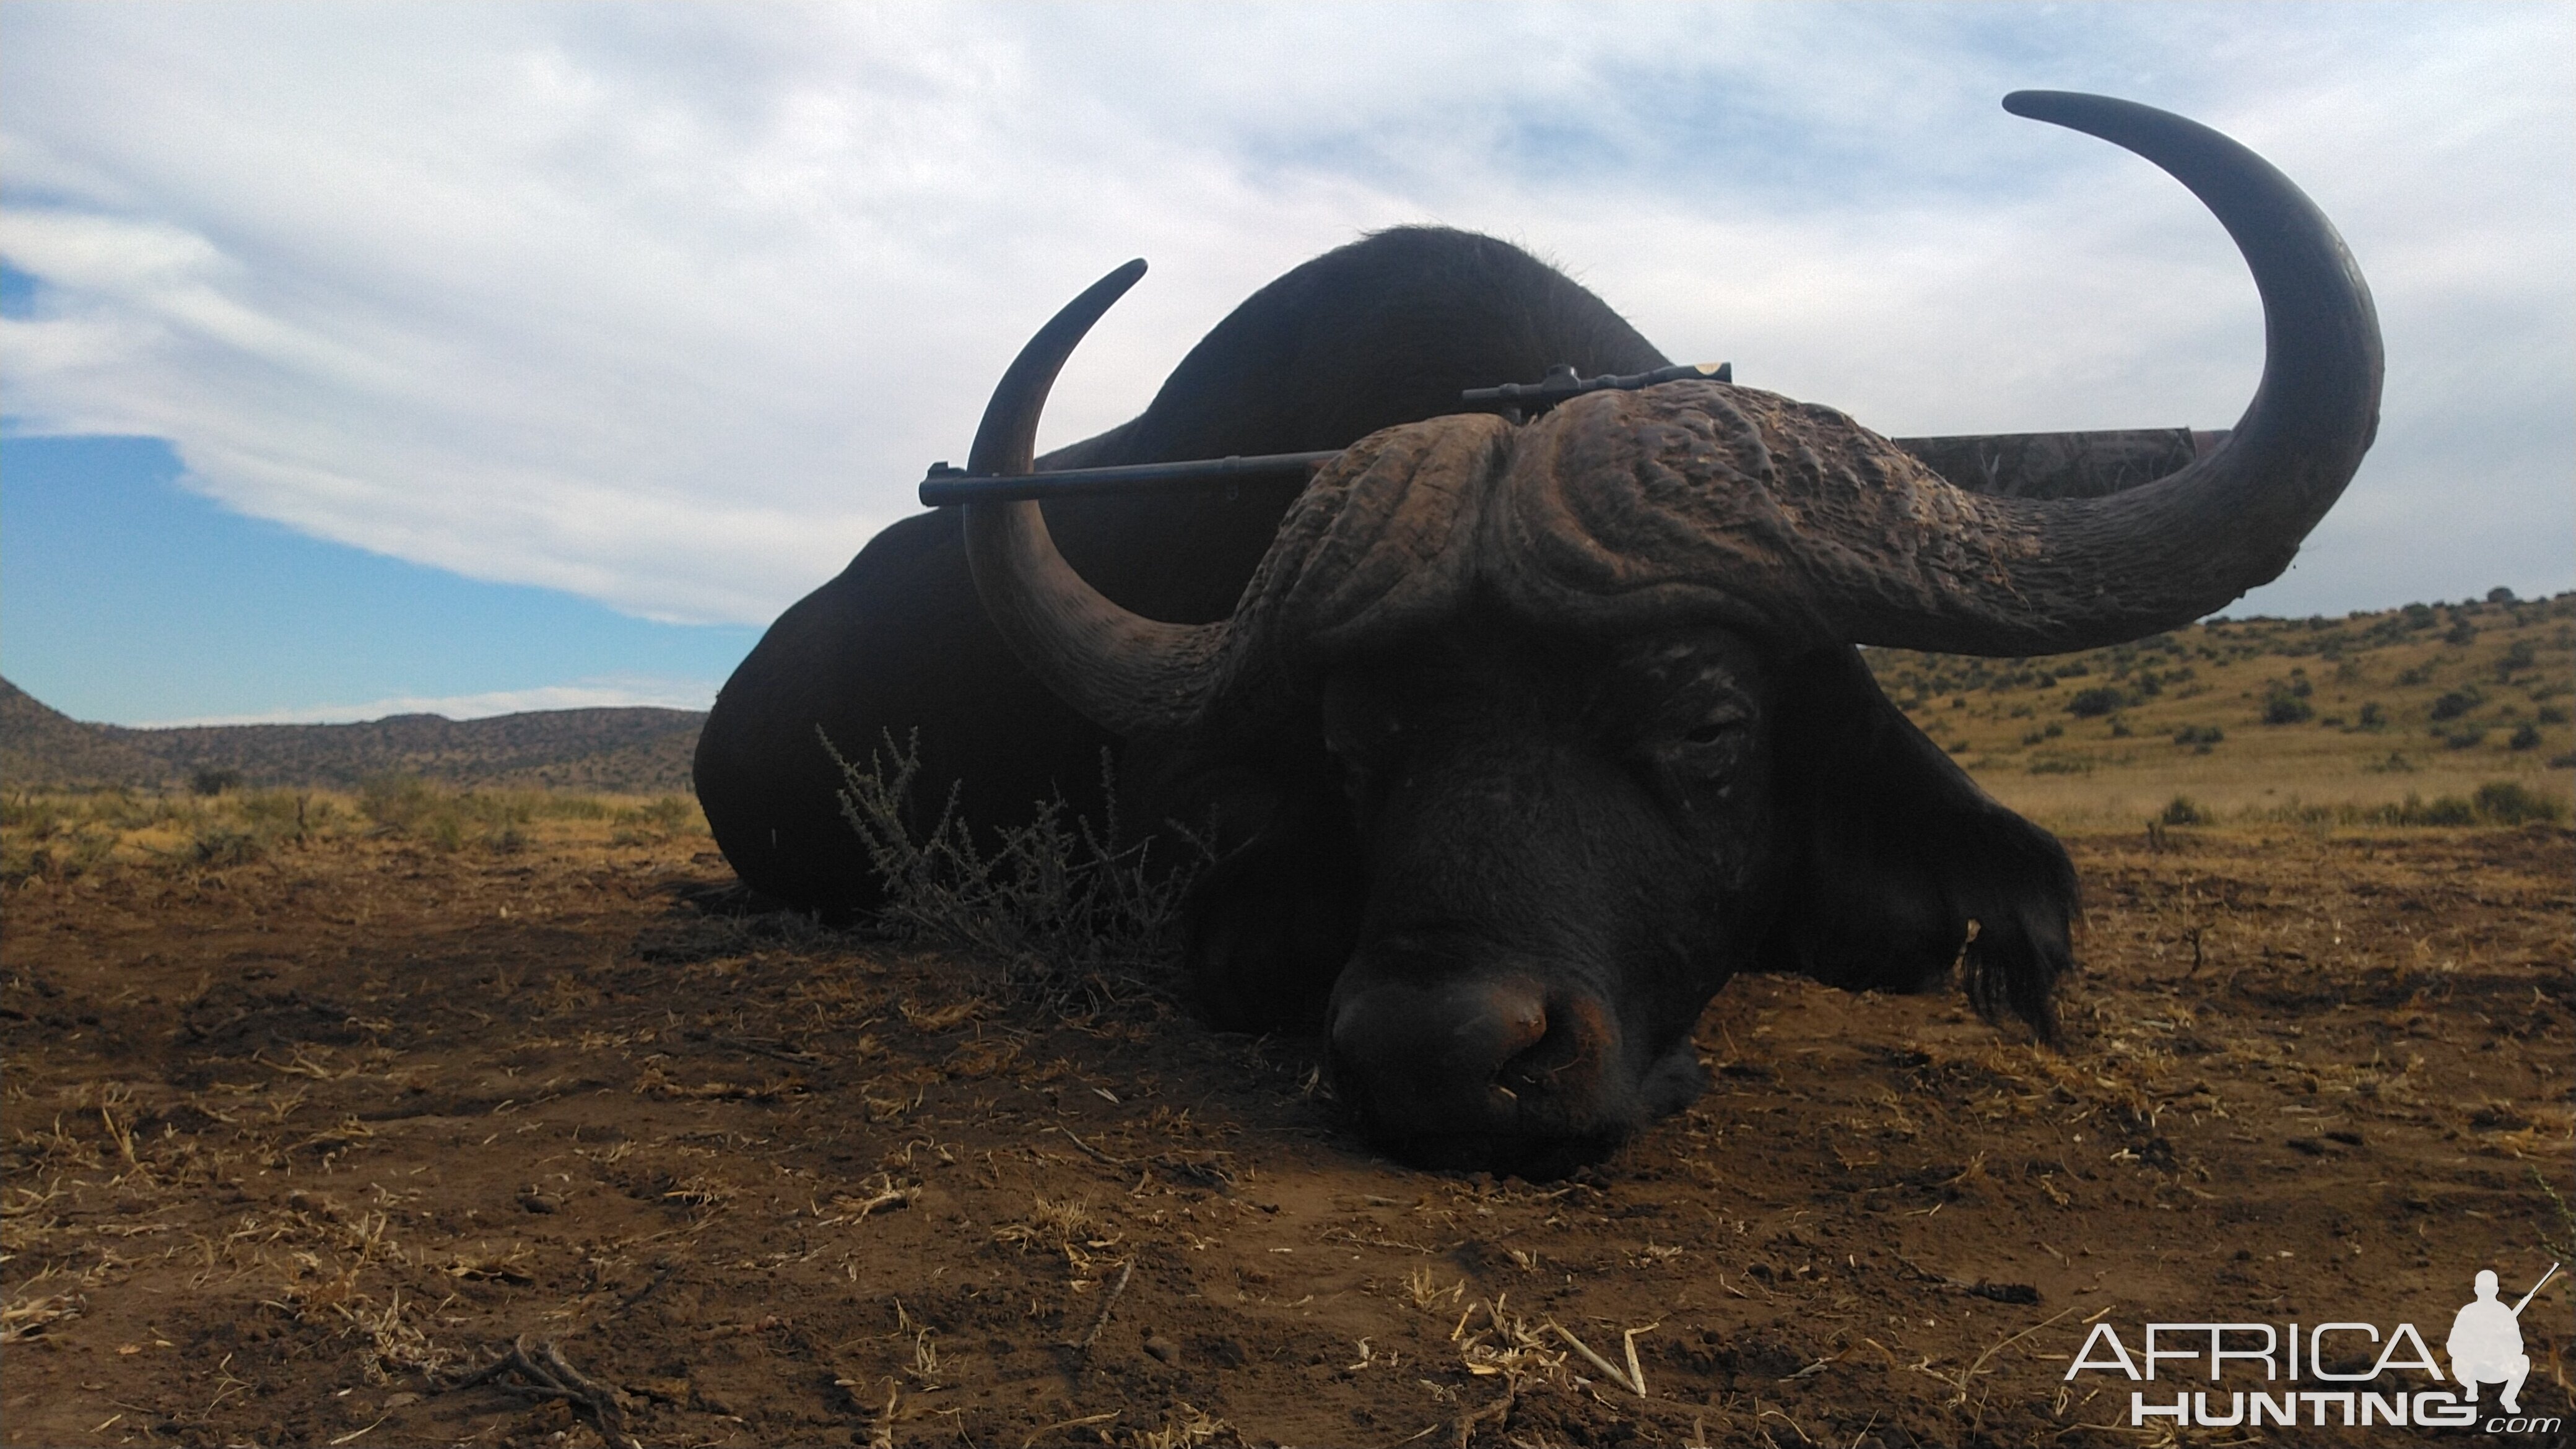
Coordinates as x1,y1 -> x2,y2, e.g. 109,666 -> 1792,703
959,260 -> 1226,738
1830,91 -> 2383,654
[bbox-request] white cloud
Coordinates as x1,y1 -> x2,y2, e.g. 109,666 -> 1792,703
136,675 -> 718,728
4,2 -> 2569,629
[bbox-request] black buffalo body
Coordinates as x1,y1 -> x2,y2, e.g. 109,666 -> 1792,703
693,228 -> 1663,914
696,94 -> 2381,1175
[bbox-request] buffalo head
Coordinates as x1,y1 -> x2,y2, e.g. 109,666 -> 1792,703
952,94 -> 2381,1173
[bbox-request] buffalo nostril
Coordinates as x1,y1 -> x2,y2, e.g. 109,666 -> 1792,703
1328,978 -> 1549,1129
1497,995 -> 1608,1092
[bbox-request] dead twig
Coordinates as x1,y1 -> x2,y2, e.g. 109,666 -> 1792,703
1455,1390 -> 1513,1449
821,1178 -> 921,1224
1546,1318 -> 1647,1396
1624,1322 -> 1657,1398
1938,1305 -> 2079,1408
866,1382 -> 897,1449
1022,1411 -> 1118,1447
1051,1126 -> 1128,1167
446,1334 -> 632,1442
711,1035 -> 825,1065
1071,1259 -> 1133,1352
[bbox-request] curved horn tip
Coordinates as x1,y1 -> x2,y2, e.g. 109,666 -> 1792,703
1064,257 -> 1149,315
2001,88 -> 2084,116
2001,89 -> 2153,130
965,257 -> 1151,476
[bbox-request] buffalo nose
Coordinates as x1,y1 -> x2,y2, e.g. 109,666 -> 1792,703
1328,976 -> 1609,1157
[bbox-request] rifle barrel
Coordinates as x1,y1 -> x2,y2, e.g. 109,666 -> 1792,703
920,451 -> 1341,507
2511,1261 -> 2560,1316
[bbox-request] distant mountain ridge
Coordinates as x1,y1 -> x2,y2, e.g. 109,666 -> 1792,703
1,677 -> 703,794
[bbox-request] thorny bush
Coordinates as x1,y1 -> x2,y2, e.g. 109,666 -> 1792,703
824,729 -> 1205,995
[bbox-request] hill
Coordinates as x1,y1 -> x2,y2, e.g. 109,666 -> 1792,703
0,677 -> 173,788
1866,588 -> 2575,825
0,677 -> 703,794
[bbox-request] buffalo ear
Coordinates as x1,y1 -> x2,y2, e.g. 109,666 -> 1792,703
1754,648 -> 2076,1039
1157,759 -> 1365,1033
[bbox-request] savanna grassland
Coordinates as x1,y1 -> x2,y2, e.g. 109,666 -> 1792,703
4,596 -> 2570,1448
1866,588 -> 2575,828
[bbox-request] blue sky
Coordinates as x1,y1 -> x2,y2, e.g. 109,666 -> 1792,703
2,433 -> 753,722
3,2 -> 2570,724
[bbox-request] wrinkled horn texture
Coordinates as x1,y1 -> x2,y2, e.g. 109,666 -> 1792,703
1191,383 -> 2030,733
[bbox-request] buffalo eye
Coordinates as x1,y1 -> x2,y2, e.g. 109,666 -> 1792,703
1648,705 -> 1755,803
1674,707 -> 1751,751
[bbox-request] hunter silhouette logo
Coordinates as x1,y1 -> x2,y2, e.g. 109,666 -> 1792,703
2065,1258 -> 2564,1431
2450,1263 -> 2556,1416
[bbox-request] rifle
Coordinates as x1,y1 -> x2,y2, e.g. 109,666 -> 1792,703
2511,1261 -> 2560,1316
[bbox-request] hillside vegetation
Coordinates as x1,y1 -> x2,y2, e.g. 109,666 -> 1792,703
0,678 -> 702,794
1869,588 -> 2575,827
0,679 -> 170,788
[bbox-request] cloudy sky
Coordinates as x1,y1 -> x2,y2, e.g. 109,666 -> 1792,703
3,2 -> 2569,724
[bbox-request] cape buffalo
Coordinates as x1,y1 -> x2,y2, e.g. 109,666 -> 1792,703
697,93 -> 2380,1173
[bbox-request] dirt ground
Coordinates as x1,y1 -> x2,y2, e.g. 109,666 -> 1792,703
4,824 -> 2570,1448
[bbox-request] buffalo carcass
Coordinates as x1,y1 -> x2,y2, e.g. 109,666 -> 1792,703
693,227 -> 1667,914
703,93 -> 2380,1174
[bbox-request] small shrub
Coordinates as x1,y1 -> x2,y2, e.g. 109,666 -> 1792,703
2262,691 -> 2314,725
189,824 -> 268,867
534,794 -> 616,821
191,767 -> 243,796
2443,727 -> 2487,751
2510,722 -> 2543,752
2476,780 -> 2559,822
3,823 -> 118,882
826,730 -> 1204,990
2444,619 -> 2479,646
2500,639 -> 2538,677
359,775 -> 437,830
2173,724 -> 2224,751
424,812 -> 467,852
2356,701 -> 2388,729
2390,793 -> 2477,826
2159,795 -> 2209,827
2429,689 -> 2481,721
2487,586 -> 2518,604
238,790 -> 321,845
2539,704 -> 2572,725
2066,686 -> 2128,718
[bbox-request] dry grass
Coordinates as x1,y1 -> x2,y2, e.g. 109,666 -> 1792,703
1,780 -> 705,883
